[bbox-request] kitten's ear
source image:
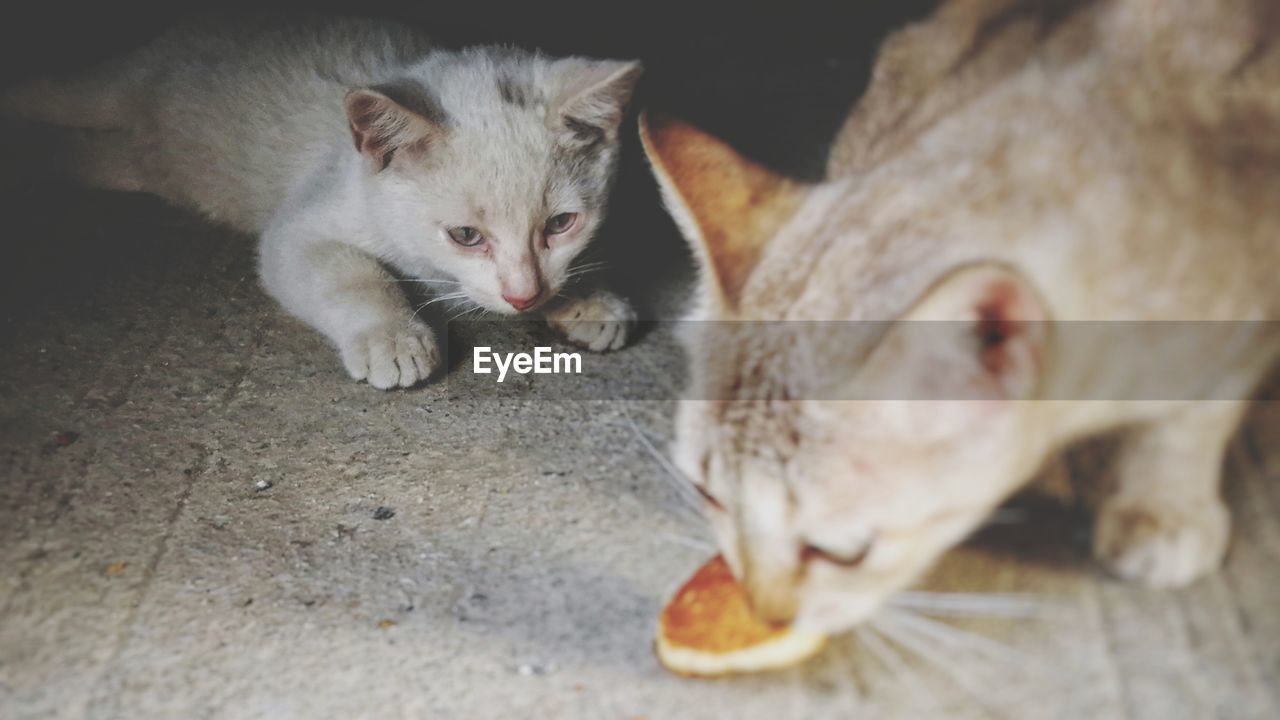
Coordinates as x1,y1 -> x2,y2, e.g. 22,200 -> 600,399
861,264 -> 1050,403
345,85 -> 445,171
639,112 -> 803,308
551,58 -> 643,141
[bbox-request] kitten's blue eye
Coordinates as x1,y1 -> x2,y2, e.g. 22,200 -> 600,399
448,226 -> 484,247
544,212 -> 578,235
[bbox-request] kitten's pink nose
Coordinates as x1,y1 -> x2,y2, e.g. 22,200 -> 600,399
502,291 -> 540,311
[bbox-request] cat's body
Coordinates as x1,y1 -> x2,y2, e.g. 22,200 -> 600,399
3,16 -> 642,388
642,0 -> 1280,634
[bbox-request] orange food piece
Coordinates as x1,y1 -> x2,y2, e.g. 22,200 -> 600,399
656,555 -> 826,676
660,555 -> 786,652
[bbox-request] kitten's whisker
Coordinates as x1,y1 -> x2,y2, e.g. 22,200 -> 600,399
412,292 -> 471,322
455,306 -> 487,323
389,278 -> 463,286
447,302 -> 486,323
419,292 -> 470,308
891,591 -> 1051,619
567,261 -> 609,273
563,262 -> 610,281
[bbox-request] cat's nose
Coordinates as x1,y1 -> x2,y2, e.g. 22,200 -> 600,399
502,291 -> 540,311
747,579 -> 800,624
744,566 -> 801,624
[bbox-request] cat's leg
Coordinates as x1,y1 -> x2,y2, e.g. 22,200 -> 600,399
544,289 -> 637,352
259,225 -> 440,389
1092,401 -> 1246,587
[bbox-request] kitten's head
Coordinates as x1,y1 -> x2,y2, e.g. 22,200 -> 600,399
346,49 -> 641,313
640,114 -> 1053,634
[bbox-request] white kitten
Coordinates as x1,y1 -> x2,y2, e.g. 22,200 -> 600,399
2,16 -> 642,388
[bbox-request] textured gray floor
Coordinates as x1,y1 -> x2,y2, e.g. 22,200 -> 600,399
1,191 -> 1278,720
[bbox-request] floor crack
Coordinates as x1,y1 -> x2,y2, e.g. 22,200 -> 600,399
83,441 -> 213,720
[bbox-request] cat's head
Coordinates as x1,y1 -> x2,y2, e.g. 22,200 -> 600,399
346,49 -> 641,313
640,114 -> 1054,634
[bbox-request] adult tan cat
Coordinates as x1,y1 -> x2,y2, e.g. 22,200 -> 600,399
641,0 -> 1280,634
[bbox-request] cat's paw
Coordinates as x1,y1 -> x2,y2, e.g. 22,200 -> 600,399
340,322 -> 440,390
1092,499 -> 1230,588
544,290 -> 637,352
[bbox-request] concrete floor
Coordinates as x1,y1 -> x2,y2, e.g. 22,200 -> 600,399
1,186 -> 1278,720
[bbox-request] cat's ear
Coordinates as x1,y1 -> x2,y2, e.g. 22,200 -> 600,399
860,264 -> 1050,403
639,112 -> 803,308
345,85 -> 446,171
550,58 -> 643,141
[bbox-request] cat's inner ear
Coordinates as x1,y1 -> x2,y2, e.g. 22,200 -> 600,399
639,113 -> 802,307
551,59 -> 643,141
861,264 -> 1050,402
345,84 -> 446,171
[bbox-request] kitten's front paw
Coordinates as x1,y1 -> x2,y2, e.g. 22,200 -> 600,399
1092,499 -> 1230,588
340,322 -> 440,390
545,290 -> 637,352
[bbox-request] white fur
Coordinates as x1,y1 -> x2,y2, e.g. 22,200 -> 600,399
2,16 -> 641,388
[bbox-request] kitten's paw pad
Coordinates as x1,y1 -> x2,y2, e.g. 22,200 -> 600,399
341,324 -> 440,390
1092,500 -> 1229,588
545,291 -> 637,353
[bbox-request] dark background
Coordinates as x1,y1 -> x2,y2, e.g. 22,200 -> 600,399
0,1 -> 937,313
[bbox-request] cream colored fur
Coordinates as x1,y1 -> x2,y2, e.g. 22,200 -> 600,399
643,0 -> 1280,634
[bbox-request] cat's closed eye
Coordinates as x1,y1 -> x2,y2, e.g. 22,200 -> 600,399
693,483 -> 724,511
801,534 -> 875,568
544,212 -> 578,235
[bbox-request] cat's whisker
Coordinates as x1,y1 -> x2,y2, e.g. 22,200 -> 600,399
878,607 -> 1028,666
854,625 -> 941,712
619,408 -> 704,514
849,627 -> 895,679
870,618 -> 1002,718
829,638 -> 867,706
616,406 -> 708,529
890,590 -> 1050,619
656,532 -> 715,552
